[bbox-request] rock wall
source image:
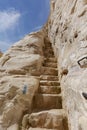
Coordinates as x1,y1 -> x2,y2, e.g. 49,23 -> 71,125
0,0 -> 87,130
0,30 -> 45,130
48,0 -> 87,130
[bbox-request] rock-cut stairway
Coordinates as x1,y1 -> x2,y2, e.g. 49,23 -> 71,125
28,41 -> 68,130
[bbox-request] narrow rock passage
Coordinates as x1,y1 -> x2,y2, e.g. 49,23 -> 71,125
21,40 -> 69,130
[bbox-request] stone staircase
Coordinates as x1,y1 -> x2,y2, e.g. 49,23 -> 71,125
27,42 -> 69,130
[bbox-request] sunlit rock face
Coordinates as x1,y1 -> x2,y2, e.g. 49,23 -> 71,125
0,0 -> 87,130
0,31 -> 45,130
0,31 -> 45,77
48,0 -> 87,130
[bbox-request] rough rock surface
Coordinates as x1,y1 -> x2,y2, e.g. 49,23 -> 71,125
0,0 -> 87,130
48,0 -> 87,130
20,35 -> 68,130
7,124 -> 19,130
0,31 -> 44,130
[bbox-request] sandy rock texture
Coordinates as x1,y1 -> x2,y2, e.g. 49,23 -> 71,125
0,0 -> 87,129
0,31 -> 45,77
48,0 -> 87,130
0,31 -> 45,130
7,124 -> 19,130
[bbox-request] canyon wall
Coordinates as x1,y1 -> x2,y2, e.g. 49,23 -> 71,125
48,0 -> 87,130
0,0 -> 87,130
0,31 -> 45,130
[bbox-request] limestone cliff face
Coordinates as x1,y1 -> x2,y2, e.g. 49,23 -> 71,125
0,31 -> 45,129
0,0 -> 87,130
48,0 -> 87,130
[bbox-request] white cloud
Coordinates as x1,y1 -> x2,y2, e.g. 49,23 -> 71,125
0,8 -> 21,32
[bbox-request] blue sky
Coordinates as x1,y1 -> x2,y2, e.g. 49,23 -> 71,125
0,0 -> 50,52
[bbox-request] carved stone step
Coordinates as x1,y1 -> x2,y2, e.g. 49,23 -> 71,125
44,45 -> 53,48
44,53 -> 54,57
44,58 -> 57,63
29,109 -> 67,130
29,128 -> 57,130
40,81 -> 60,86
33,94 -> 62,110
45,44 -> 52,47
43,62 -> 57,68
44,49 -> 53,53
41,67 -> 58,76
39,85 -> 61,94
40,75 -> 58,81
45,44 -> 52,46
44,51 -> 54,55
44,48 -> 53,52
